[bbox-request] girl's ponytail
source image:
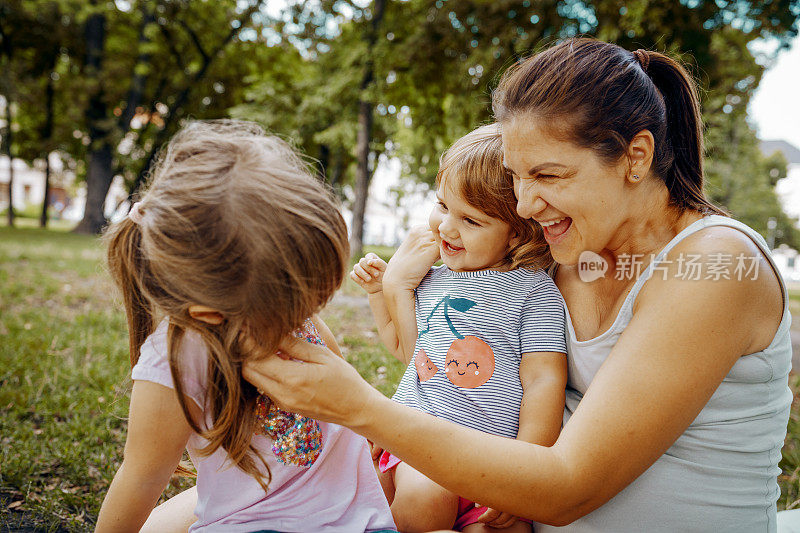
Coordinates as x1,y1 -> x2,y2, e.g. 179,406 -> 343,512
644,52 -> 725,215
105,217 -> 156,367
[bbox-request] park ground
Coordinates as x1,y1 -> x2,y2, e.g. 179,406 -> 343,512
1,222 -> 800,532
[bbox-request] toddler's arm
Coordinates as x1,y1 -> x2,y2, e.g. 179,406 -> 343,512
312,314 -> 344,358
382,227 -> 440,364
350,253 -> 410,364
516,351 -> 568,446
95,381 -> 194,532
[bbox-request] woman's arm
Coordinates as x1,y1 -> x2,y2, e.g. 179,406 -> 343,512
95,381 -> 194,532
244,228 -> 782,524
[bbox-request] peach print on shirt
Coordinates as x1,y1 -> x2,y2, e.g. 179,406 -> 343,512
415,295 -> 495,389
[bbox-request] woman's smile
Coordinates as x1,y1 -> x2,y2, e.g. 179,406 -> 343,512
539,217 -> 572,244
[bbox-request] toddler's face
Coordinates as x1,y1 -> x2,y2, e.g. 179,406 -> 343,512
428,182 -> 516,272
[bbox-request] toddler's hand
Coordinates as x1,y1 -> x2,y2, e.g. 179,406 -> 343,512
477,505 -> 519,528
367,439 -> 384,461
384,226 -> 440,292
350,253 -> 387,294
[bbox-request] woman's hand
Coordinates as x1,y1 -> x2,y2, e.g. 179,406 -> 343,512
242,335 -> 385,427
383,226 -> 440,292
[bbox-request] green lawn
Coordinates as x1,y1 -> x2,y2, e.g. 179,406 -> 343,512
1,225 -> 799,530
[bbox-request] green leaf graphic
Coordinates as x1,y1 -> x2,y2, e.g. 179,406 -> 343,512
448,298 -> 476,313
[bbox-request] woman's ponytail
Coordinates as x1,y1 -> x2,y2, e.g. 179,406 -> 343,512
105,218 -> 156,367
645,52 -> 725,215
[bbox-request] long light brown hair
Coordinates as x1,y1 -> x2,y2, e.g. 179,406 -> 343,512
437,123 -> 552,271
104,120 -> 350,491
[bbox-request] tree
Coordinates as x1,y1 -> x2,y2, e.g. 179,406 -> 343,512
245,0 -> 798,252
65,0 -> 270,234
231,0 -> 399,257
3,1 -> 87,227
5,0 -> 799,243
350,0 -> 388,257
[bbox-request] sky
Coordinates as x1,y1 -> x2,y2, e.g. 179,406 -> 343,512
749,34 -> 800,149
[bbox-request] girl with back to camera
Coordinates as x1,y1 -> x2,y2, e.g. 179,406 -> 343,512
351,124 -> 568,533
95,121 -> 395,533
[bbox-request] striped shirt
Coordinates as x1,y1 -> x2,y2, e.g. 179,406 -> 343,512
392,265 -> 567,439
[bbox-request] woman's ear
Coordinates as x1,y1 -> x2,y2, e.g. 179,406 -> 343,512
188,305 -> 225,325
626,129 -> 655,183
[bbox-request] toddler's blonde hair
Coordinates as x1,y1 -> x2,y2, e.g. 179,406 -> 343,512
105,120 -> 349,491
436,123 -> 552,270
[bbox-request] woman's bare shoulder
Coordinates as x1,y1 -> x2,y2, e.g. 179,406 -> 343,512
637,224 -> 783,353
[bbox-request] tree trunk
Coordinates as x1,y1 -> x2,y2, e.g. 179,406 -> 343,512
74,10 -> 113,235
40,70 -> 55,228
330,152 -> 344,190
350,100 -> 373,258
349,0 -> 387,258
41,156 -> 51,228
317,143 -> 330,181
76,143 -> 113,234
4,101 -> 13,227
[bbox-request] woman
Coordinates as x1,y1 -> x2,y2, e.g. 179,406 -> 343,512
244,38 -> 793,531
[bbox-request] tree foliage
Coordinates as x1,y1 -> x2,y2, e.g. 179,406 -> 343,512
232,0 -> 799,248
2,0 -> 272,233
2,0 -> 799,246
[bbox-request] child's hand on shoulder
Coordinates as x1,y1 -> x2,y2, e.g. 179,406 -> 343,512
477,505 -> 520,529
350,253 -> 387,294
384,226 -> 440,291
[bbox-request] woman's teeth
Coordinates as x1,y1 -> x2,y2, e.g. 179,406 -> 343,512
540,217 -> 566,227
541,217 -> 572,238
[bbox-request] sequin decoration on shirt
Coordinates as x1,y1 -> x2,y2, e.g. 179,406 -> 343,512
254,319 -> 324,467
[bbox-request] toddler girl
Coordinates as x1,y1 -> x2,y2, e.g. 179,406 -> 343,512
351,123 -> 567,533
96,121 -> 395,533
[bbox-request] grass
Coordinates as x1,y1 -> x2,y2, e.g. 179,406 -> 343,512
1,225 -> 799,529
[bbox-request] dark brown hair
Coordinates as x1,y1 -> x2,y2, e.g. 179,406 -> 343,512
437,123 -> 552,270
492,38 -> 726,216
105,120 -> 350,491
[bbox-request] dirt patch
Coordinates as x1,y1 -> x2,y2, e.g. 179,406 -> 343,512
1,492 -> 75,532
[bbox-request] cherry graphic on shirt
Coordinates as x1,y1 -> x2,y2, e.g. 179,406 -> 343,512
444,336 -> 494,389
418,294 -> 495,389
414,349 -> 438,381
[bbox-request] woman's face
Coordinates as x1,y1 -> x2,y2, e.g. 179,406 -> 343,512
501,117 -> 628,265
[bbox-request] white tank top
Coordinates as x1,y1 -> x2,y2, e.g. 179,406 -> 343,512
537,215 -> 793,533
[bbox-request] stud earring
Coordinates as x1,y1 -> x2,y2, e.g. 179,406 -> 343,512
631,174 -> 640,181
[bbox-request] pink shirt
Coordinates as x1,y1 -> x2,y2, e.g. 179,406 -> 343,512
131,320 -> 395,533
